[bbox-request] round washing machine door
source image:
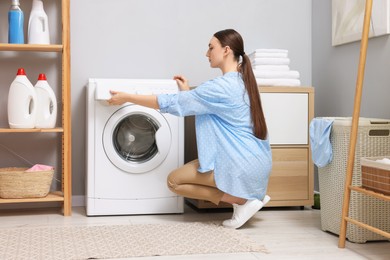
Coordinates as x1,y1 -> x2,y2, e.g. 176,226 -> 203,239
103,105 -> 171,173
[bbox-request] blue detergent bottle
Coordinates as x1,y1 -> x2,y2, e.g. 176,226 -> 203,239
8,0 -> 25,44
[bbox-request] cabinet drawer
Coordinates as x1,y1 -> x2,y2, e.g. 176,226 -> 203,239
261,93 -> 308,145
268,148 -> 309,201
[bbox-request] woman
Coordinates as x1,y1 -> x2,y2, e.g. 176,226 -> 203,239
108,29 -> 272,229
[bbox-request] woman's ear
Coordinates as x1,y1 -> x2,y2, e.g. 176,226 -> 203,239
224,46 -> 232,56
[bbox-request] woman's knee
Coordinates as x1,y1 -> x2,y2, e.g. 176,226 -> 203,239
167,170 -> 179,192
166,160 -> 199,193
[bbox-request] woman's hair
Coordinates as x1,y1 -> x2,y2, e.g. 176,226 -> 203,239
213,29 -> 268,140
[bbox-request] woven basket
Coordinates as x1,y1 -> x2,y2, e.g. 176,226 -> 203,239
318,117 -> 390,243
0,167 -> 54,199
361,157 -> 390,195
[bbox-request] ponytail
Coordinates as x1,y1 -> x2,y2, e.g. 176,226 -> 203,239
214,29 -> 268,140
239,54 -> 268,140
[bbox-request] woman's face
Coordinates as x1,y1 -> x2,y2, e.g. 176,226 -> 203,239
206,36 -> 225,68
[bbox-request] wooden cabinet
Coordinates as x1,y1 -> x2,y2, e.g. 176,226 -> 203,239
267,148 -> 310,204
261,86 -> 314,207
0,0 -> 71,216
186,86 -> 314,209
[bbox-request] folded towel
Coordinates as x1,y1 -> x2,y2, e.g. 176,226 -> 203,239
256,78 -> 301,86
253,69 -> 300,79
253,49 -> 288,54
251,65 -> 290,71
249,52 -> 288,58
251,57 -> 290,66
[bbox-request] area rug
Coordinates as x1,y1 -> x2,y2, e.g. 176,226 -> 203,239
0,222 -> 267,259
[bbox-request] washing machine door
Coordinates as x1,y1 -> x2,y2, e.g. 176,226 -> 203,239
103,105 -> 171,173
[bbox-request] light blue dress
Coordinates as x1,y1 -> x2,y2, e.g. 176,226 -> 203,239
157,72 -> 272,200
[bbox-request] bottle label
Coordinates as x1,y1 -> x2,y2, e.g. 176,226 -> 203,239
8,10 -> 24,44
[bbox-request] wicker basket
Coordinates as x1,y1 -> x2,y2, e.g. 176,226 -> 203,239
361,157 -> 390,195
318,117 -> 390,243
0,167 -> 54,199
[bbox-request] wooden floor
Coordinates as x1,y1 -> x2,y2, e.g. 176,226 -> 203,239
0,204 -> 389,259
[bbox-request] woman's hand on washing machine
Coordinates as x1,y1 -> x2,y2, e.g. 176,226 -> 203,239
108,91 -> 130,105
108,90 -> 159,109
173,75 -> 190,91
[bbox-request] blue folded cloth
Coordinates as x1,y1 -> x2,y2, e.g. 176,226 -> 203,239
309,118 -> 334,168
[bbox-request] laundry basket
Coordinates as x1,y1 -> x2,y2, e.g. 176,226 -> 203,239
318,117 -> 390,243
0,167 -> 54,199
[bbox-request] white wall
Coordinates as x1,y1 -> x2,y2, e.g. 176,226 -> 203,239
0,0 -> 312,197
312,0 -> 390,118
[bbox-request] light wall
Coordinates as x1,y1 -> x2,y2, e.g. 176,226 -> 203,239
312,1 -> 390,119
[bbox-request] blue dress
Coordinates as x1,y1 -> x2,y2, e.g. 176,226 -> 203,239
157,72 -> 272,200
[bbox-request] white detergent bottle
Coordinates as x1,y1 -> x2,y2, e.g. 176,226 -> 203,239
8,68 -> 37,129
34,73 -> 57,128
28,0 -> 50,44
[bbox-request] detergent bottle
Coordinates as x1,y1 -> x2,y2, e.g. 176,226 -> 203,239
8,68 -> 37,129
8,0 -> 24,44
28,0 -> 50,44
34,74 -> 57,128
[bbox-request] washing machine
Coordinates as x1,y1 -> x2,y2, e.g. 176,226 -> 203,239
86,78 -> 184,216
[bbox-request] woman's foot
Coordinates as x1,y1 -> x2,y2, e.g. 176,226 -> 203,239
262,194 -> 271,206
222,195 -> 271,229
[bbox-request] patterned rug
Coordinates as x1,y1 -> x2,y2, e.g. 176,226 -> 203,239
0,222 -> 267,259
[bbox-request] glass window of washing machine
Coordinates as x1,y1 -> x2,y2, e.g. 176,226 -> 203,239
113,114 -> 159,163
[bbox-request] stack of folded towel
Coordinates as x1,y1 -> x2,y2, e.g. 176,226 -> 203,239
249,49 -> 301,87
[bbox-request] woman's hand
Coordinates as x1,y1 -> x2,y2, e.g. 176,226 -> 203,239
173,75 -> 190,91
107,90 -> 130,106
107,90 -> 160,109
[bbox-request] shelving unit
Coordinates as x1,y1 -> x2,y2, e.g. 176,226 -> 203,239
0,0 -> 71,216
338,0 -> 389,247
0,43 -> 63,52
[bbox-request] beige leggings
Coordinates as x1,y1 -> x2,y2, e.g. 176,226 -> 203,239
167,160 -> 224,205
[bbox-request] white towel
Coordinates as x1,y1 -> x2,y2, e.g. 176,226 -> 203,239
252,70 -> 300,79
376,158 -> 390,165
251,57 -> 290,66
248,52 -> 288,58
256,78 -> 301,87
251,65 -> 290,71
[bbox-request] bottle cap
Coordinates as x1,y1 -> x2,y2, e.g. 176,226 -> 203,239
38,73 -> 47,80
17,68 -> 26,76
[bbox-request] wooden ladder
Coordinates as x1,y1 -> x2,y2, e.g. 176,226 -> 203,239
338,0 -> 390,248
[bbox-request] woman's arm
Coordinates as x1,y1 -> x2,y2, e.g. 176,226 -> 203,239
107,90 -> 159,109
108,75 -> 189,108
